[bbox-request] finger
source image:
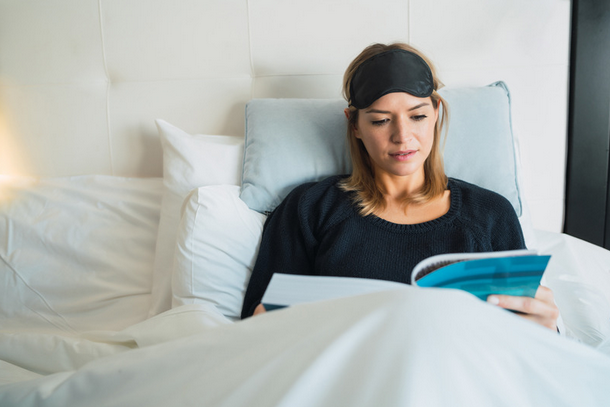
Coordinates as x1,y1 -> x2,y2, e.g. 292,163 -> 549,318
487,294 -> 559,331
487,294 -> 551,317
534,285 -> 555,304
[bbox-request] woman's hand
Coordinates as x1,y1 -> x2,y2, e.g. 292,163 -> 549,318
487,285 -> 559,332
253,303 -> 267,316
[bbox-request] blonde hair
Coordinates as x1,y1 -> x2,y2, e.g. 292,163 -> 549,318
339,43 -> 449,216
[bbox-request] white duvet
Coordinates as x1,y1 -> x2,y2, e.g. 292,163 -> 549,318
0,176 -> 164,334
2,176 -> 610,406
1,288 -> 610,407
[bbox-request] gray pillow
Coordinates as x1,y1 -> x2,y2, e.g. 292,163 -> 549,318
240,81 -> 521,216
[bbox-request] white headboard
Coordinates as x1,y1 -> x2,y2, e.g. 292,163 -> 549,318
0,0 -> 570,232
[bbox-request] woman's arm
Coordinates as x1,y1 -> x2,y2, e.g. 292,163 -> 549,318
241,183 -> 318,319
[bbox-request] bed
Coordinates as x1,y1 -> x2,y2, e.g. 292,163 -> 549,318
1,1 -> 610,406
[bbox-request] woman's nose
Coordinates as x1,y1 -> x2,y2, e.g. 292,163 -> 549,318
391,116 -> 411,144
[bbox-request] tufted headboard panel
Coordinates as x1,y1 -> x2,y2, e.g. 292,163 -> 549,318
0,0 -> 570,231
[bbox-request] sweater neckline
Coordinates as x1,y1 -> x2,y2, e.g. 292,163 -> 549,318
364,178 -> 461,232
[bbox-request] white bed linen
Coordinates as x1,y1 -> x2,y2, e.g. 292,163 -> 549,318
0,303 -> 230,382
1,289 -> 609,407
0,176 -> 163,334
534,229 -> 610,350
1,175 -> 610,406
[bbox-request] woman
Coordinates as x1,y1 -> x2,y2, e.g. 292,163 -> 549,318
241,43 -> 559,331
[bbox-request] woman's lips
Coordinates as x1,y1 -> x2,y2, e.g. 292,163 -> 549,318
390,150 -> 417,161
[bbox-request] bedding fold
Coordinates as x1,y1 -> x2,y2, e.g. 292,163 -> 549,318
1,288 -> 609,407
535,229 -> 610,348
0,304 -> 230,381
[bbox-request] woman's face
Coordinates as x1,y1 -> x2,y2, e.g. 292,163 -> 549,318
352,91 -> 438,180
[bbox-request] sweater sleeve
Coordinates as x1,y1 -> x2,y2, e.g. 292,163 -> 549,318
241,183 -> 319,318
451,178 -> 527,253
489,195 -> 527,252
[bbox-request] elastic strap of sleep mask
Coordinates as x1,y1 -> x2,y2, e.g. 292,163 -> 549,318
349,49 -> 434,109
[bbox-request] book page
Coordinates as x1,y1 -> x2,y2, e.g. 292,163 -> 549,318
262,274 -> 407,309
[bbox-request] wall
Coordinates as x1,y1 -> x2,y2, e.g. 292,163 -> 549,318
0,0 -> 571,231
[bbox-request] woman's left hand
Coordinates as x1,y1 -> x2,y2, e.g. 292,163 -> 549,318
487,285 -> 559,332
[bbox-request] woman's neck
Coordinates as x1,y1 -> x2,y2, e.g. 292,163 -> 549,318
375,169 -> 426,202
372,167 -> 451,225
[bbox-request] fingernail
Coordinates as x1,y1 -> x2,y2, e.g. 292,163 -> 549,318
487,296 -> 499,305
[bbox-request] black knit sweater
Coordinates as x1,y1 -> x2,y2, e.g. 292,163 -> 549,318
241,175 -> 525,318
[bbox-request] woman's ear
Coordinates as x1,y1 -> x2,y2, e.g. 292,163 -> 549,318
344,108 -> 359,135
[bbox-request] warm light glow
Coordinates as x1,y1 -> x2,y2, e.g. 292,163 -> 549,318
0,175 -> 36,204
0,112 -> 33,203
0,111 -> 31,176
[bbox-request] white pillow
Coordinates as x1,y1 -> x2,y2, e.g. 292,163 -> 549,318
150,120 -> 244,317
172,185 -> 266,321
0,175 -> 163,334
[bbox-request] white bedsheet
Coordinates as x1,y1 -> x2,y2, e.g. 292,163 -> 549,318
1,175 -> 609,405
0,175 -> 163,334
534,229 -> 610,349
1,288 -> 609,407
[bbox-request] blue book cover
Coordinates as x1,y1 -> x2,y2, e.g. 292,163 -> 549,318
412,250 -> 551,300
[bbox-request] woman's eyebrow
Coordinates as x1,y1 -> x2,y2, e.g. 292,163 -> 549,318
364,109 -> 391,114
408,102 -> 430,111
364,102 -> 430,114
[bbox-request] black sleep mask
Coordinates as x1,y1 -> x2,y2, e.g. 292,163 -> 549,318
349,49 -> 434,109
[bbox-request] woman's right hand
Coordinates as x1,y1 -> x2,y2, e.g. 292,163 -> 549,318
253,303 -> 267,316
487,285 -> 559,331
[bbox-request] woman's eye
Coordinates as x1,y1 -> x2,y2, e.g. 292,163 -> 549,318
371,119 -> 389,126
412,115 -> 427,121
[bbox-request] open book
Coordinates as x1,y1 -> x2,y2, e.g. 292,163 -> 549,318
261,249 -> 551,310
